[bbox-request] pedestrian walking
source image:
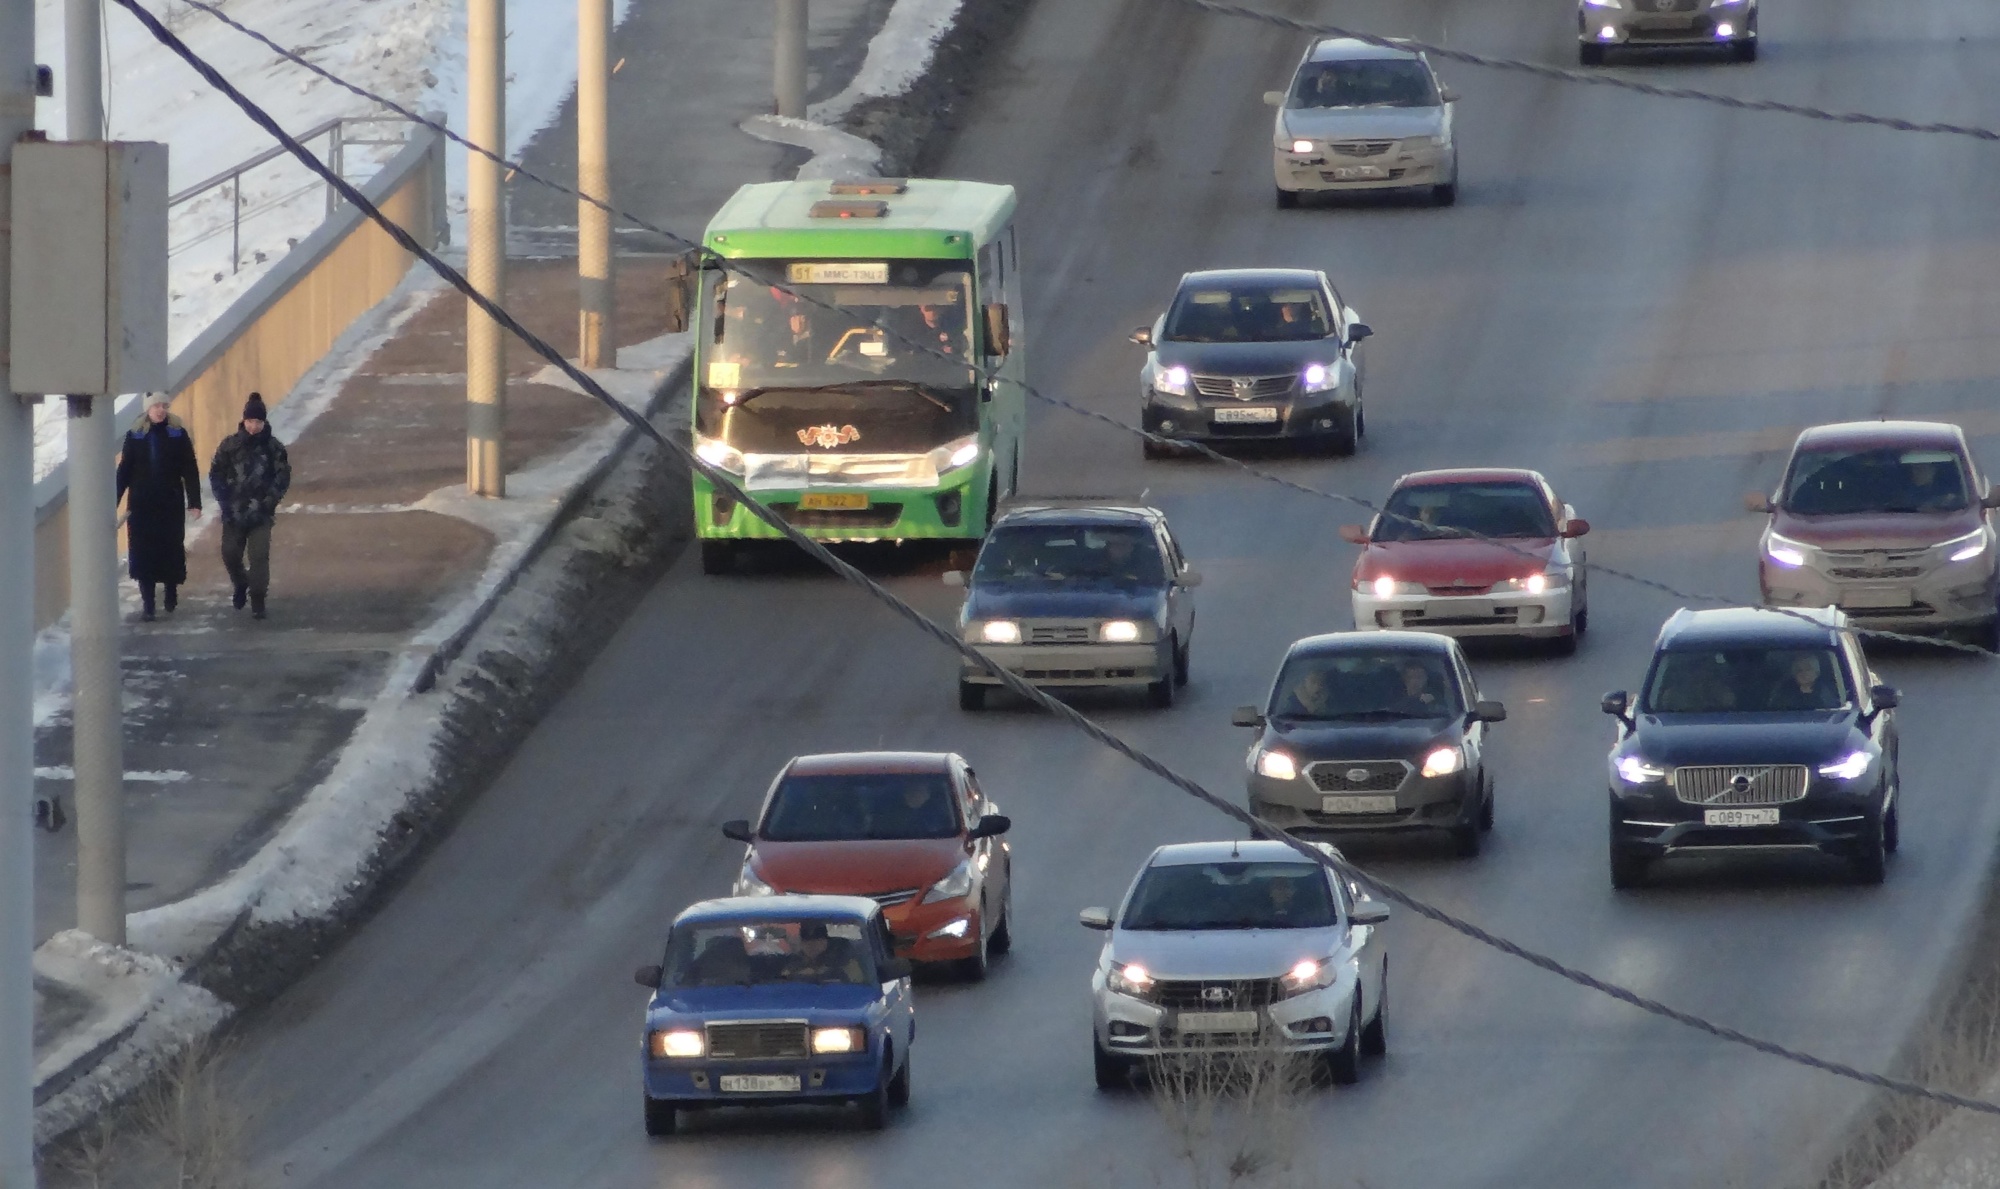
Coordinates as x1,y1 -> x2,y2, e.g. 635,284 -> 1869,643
114,394 -> 202,621
208,393 -> 291,620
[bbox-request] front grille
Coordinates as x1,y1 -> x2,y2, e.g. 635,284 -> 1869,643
1635,0 -> 1695,11
1628,18 -> 1712,38
1396,607 -> 1522,627
771,502 -> 903,529
1329,140 -> 1395,158
1426,583 -> 1495,596
1306,760 -> 1408,793
1829,567 -> 1924,580
1153,978 -> 1285,1010
1672,765 -> 1810,807
1192,374 -> 1296,401
706,1021 -> 809,1059
870,888 -> 919,908
1029,625 -> 1092,643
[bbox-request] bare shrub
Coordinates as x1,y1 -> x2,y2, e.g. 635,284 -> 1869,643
134,1038 -> 253,1189
1145,1041 -> 1320,1189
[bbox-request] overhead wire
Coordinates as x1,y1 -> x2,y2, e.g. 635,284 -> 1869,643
113,0 -> 2000,1119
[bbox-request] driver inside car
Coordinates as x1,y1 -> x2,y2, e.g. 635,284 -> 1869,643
782,922 -> 865,985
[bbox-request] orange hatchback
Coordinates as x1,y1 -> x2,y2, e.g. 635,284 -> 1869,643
723,753 -> 1014,979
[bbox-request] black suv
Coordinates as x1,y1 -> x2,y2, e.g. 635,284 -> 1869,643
1602,607 -> 1901,888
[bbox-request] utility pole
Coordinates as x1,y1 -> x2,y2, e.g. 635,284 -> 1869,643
465,0 -> 505,497
775,0 -> 807,119
0,0 -> 41,1182
65,0 -> 124,948
577,0 -> 614,370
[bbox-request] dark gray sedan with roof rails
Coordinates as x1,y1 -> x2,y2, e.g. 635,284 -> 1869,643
1134,268 -> 1371,457
948,503 -> 1200,710
1236,632 -> 1505,857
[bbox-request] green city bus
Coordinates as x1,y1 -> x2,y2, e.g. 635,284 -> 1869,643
687,178 -> 1026,574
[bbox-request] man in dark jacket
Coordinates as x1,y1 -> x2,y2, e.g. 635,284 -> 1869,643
208,393 -> 291,620
115,394 -> 202,621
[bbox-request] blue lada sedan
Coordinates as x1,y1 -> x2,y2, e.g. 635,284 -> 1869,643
635,895 -> 915,1136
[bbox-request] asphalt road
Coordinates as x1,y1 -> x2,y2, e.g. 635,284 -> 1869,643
201,1 -> 2000,1187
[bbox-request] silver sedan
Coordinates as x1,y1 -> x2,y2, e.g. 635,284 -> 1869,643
1267,37 -> 1458,208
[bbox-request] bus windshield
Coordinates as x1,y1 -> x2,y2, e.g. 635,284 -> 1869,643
697,259 -> 980,453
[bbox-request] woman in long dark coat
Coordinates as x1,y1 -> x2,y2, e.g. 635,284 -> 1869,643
115,394 -> 203,620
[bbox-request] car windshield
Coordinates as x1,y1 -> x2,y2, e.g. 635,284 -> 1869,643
1374,482 -> 1556,541
1162,284 -> 1331,343
665,920 -> 873,988
760,772 -> 959,841
1783,445 -> 1971,515
973,524 -> 1167,587
1268,650 -> 1458,721
1287,58 -> 1439,109
1122,861 -> 1336,930
1644,646 -> 1852,714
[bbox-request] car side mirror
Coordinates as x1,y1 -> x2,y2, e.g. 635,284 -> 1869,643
1338,524 -> 1369,545
1177,570 -> 1203,589
1231,705 -> 1265,728
662,251 -> 696,334
1870,685 -> 1901,710
1350,900 -> 1390,926
1473,700 -> 1507,723
1601,690 -> 1632,726
1983,486 -> 2000,510
1079,907 -> 1113,931
968,813 -> 1012,839
1440,87 -> 1459,104
983,303 -> 1012,357
879,957 -> 913,981
721,819 -> 753,843
1744,491 -> 1776,514
634,964 -> 663,989
1130,326 -> 1153,347
1561,518 -> 1590,538
943,570 -> 966,587
1263,90 -> 1285,107
1345,322 -> 1372,345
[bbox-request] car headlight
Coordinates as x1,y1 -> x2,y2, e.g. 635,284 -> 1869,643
1281,956 -> 1338,993
1256,749 -> 1298,781
1153,365 -> 1191,397
1942,530 -> 1989,563
1099,619 -> 1142,642
811,1026 -> 867,1054
1583,0 -> 1622,7
1360,574 -> 1423,598
1818,751 -> 1873,781
1108,961 -> 1154,998
1403,135 -> 1448,153
694,435 -> 746,475
1616,755 -> 1668,784
1765,533 -> 1810,568
1497,572 -> 1569,594
1301,362 -> 1341,394
650,1029 -> 704,1059
734,864 -> 777,897
976,619 -> 1022,644
1420,746 -> 1463,778
922,858 -> 975,904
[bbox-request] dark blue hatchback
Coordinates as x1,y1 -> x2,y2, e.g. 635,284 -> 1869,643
635,896 -> 914,1135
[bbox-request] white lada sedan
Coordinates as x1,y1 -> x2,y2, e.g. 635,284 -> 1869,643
1266,37 -> 1459,208
1080,840 -> 1389,1088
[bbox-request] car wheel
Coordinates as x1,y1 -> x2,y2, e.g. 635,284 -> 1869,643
1610,844 -> 1649,890
958,919 -> 991,981
1276,186 -> 1300,210
643,1094 -> 677,1137
1432,182 -> 1457,207
1575,600 -> 1590,637
1884,797 -> 1900,855
857,1059 -> 892,1130
887,1050 -> 912,1108
1360,965 -> 1387,1057
1327,1001 -> 1363,1086
1478,781 -> 1495,832
1449,819 -> 1482,858
1173,636 -> 1191,687
989,883 -> 1013,955
1354,403 -> 1366,439
959,680 -> 987,712
699,540 -> 736,576
1734,38 -> 1757,63
1093,1038 -> 1131,1090
1147,670 -> 1176,709
1551,626 -> 1579,656
1143,436 -> 1170,460
1852,814 -> 1889,885
1976,616 -> 2000,652
1579,41 -> 1605,66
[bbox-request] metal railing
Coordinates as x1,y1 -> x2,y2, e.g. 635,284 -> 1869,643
167,115 -> 417,273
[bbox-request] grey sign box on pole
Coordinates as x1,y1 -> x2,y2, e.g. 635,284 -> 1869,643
8,140 -> 169,397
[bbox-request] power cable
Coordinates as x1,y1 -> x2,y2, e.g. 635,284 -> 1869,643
114,0 -> 2000,1120
167,0 -> 2000,660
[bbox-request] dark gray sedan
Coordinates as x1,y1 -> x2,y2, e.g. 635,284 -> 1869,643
1236,632 -> 1504,856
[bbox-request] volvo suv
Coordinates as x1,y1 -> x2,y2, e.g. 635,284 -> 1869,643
1750,420 -> 2000,650
1602,607 -> 1900,888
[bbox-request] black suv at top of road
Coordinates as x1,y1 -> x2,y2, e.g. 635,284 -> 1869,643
1602,606 -> 1901,889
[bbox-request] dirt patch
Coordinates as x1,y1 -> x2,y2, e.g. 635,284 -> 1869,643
840,0 -> 1040,177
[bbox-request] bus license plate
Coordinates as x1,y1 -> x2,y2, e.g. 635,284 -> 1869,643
1212,407 -> 1279,424
1323,795 -> 1396,814
799,493 -> 870,511
719,1074 -> 801,1094
1703,808 -> 1779,827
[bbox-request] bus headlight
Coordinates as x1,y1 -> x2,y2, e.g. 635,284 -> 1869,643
930,434 -> 982,472
694,436 -> 746,475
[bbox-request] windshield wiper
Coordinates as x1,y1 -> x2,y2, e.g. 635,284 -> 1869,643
728,380 -> 953,412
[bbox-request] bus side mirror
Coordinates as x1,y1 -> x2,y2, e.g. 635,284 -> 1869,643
663,251 -> 697,335
983,303 -> 1012,358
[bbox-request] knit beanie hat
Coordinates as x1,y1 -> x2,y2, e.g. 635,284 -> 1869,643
146,393 -> 170,410
242,393 -> 268,422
